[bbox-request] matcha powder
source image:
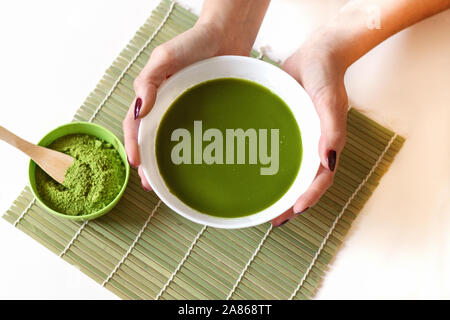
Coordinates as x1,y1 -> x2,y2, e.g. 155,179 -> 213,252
36,134 -> 126,216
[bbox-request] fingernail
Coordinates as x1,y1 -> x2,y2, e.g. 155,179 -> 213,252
294,207 -> 309,215
276,219 -> 289,227
142,185 -> 151,192
327,150 -> 337,172
134,97 -> 142,120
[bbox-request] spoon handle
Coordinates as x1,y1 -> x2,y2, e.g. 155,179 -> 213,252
0,125 -> 74,184
0,125 -> 38,158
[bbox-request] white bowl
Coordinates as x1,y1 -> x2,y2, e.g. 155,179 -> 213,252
139,56 -> 320,229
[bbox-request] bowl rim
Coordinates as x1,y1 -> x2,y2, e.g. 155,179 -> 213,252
139,55 -> 321,229
28,121 -> 130,221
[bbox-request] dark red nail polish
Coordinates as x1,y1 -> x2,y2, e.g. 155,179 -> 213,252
294,207 -> 309,215
327,150 -> 337,172
142,185 -> 151,192
134,97 -> 142,120
276,219 -> 289,227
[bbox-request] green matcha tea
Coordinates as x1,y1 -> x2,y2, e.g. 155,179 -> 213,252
35,134 -> 126,216
156,78 -> 302,218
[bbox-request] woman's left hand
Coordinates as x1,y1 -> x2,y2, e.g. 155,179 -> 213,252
271,33 -> 349,227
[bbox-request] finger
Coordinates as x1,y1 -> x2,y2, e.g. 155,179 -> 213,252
138,165 -> 152,192
293,165 -> 333,213
314,86 -> 348,172
123,104 -> 141,168
270,165 -> 333,227
271,207 -> 294,227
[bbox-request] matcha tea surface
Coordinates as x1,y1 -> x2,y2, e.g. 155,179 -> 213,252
156,78 -> 302,218
36,134 -> 126,216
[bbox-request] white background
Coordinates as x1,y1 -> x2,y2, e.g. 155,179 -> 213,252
0,0 -> 449,299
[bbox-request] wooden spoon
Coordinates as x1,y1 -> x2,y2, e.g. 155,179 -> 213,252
0,125 -> 74,184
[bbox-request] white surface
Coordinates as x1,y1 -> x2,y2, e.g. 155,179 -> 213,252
139,56 -> 320,229
0,0 -> 448,299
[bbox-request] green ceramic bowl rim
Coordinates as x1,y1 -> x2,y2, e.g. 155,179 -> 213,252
28,122 -> 130,221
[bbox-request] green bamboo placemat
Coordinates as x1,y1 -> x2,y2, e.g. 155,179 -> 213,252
3,0 -> 404,300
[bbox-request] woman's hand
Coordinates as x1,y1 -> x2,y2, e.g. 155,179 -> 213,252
271,32 -> 349,226
123,0 -> 270,191
271,0 -> 450,226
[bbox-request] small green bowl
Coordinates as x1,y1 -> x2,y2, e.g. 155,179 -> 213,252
29,122 -> 130,221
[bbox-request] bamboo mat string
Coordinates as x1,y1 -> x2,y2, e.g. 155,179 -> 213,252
155,224 -> 207,299
60,220 -> 89,257
13,198 -> 35,227
226,224 -> 273,300
288,133 -> 398,299
102,200 -> 161,287
255,51 -> 264,60
88,0 -> 176,123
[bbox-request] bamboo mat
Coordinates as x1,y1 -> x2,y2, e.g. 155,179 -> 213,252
2,0 -> 404,300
